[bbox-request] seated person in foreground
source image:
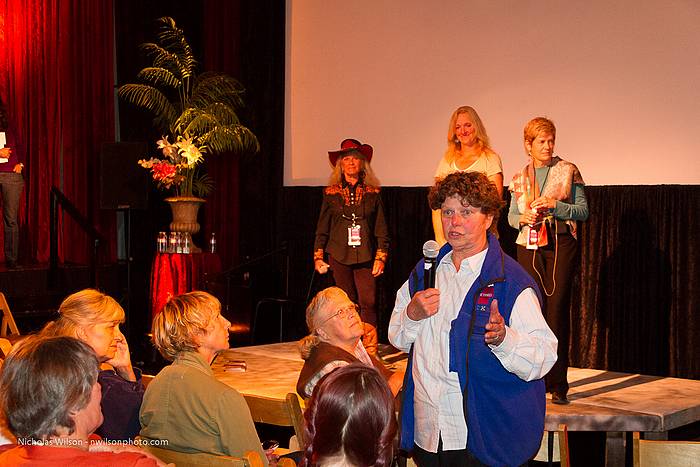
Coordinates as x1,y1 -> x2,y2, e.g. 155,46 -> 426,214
301,363 -> 397,467
139,291 -> 268,464
0,335 -> 160,465
296,287 -> 403,399
41,289 -> 144,440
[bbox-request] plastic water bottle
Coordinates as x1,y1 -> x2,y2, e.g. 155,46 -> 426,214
183,233 -> 191,254
168,232 -> 178,253
209,232 -> 217,254
157,232 -> 167,253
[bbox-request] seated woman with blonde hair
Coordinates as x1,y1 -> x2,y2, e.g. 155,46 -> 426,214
301,363 -> 397,467
41,288 -> 143,441
139,291 -> 268,464
296,287 -> 403,400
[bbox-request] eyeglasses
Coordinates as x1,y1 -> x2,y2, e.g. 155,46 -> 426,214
317,304 -> 358,328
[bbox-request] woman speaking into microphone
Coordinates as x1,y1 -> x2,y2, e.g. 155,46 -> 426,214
313,138 -> 389,357
508,117 -> 588,404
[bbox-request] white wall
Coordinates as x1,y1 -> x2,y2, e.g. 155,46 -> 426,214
285,0 -> 700,186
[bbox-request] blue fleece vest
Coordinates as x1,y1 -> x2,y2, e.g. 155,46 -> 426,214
399,233 -> 546,467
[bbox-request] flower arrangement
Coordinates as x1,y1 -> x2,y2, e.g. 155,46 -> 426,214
119,17 -> 258,198
138,135 -> 211,197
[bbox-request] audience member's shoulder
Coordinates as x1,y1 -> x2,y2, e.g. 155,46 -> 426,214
0,445 -> 159,466
0,443 -> 14,454
215,383 -> 248,411
92,449 -> 160,466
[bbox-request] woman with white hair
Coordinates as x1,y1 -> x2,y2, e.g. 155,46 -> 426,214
296,287 -> 402,399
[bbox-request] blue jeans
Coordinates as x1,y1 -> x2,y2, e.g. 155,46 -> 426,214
0,172 -> 24,264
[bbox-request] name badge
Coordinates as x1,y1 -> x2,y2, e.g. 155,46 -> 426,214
476,285 -> 495,313
526,226 -> 539,250
348,224 -> 361,247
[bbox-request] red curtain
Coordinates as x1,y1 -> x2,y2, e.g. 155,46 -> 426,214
202,0 -> 242,269
0,0 -> 114,264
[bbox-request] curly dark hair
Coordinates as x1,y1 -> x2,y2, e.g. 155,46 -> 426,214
428,171 -> 504,232
302,363 -> 397,467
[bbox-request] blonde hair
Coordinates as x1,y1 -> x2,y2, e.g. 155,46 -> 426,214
327,156 -> 381,187
523,117 -> 556,153
43,289 -> 124,338
151,291 -> 221,361
299,287 -> 350,359
445,106 -> 491,164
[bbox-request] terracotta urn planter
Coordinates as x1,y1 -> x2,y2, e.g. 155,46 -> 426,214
165,196 -> 205,251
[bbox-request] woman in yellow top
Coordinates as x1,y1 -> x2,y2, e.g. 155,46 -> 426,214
433,106 -> 503,244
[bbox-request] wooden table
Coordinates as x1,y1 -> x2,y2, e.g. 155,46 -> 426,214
213,342 -> 700,466
213,342 -> 306,403
546,367 -> 700,465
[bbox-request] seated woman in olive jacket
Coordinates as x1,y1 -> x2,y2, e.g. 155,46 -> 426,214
139,291 -> 268,464
296,287 -> 403,399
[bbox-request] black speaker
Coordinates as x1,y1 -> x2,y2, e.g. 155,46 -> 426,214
99,142 -> 150,210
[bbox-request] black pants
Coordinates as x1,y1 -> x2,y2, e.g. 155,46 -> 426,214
328,256 -> 377,326
517,233 -> 578,394
0,172 -> 24,264
412,440 -> 488,467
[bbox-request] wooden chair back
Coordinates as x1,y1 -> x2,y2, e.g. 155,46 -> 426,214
0,337 -> 11,358
244,393 -> 306,448
139,444 -> 265,467
0,293 -> 20,337
633,432 -> 700,467
141,374 -> 155,389
533,424 -> 570,467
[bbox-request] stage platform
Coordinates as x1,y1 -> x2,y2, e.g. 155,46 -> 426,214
213,342 -> 700,466
0,261 -> 138,339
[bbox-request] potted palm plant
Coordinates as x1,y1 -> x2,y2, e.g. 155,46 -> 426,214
119,17 -> 258,239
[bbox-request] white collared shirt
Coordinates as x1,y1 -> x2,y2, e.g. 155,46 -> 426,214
388,248 -> 557,452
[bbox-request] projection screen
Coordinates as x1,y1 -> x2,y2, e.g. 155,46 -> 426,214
285,0 -> 700,186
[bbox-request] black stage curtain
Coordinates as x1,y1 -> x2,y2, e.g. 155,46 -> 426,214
572,185 -> 699,380
278,185 -> 699,380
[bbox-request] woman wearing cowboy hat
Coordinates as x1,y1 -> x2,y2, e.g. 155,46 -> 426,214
313,138 -> 389,357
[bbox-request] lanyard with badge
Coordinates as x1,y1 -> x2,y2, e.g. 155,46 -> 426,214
344,213 -> 362,247
526,163 -> 550,249
341,183 -> 364,247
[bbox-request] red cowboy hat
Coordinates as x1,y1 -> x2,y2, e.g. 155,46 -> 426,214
328,138 -> 373,166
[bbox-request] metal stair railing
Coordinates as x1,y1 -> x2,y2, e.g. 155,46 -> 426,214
49,187 -> 104,288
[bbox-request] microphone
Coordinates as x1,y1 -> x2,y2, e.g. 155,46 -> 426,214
422,240 -> 440,289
